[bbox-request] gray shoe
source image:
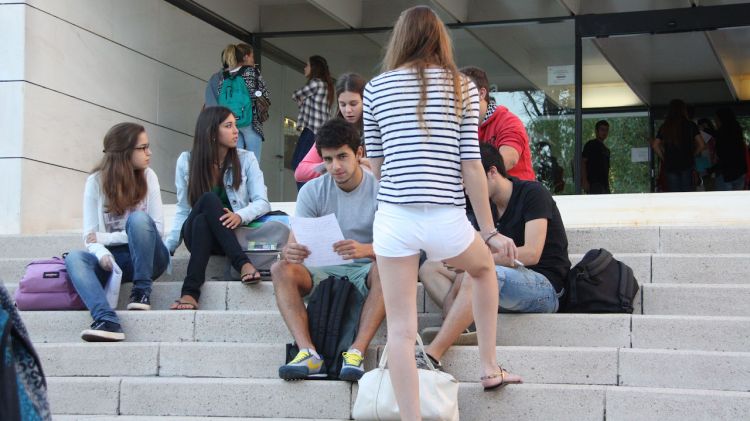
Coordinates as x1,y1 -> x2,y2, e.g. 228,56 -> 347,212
415,350 -> 443,371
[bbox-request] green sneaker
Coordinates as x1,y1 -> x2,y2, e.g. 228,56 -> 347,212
279,349 -> 327,380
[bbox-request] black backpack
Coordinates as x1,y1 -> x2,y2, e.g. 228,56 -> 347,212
561,248 -> 639,313
286,275 -> 364,379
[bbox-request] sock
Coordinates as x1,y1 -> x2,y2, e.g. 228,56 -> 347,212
305,348 -> 322,359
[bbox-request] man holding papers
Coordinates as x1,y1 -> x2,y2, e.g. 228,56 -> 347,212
273,118 -> 383,381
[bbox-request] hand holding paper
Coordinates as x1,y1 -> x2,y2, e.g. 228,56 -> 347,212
289,214 -> 347,267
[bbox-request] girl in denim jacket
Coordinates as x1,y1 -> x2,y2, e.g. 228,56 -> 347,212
166,106 -> 271,310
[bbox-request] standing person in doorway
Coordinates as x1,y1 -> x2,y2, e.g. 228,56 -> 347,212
291,55 -> 334,188
582,120 -> 611,194
653,99 -> 704,192
363,6 -> 522,420
215,44 -> 270,162
295,72 -> 367,184
66,123 -> 169,341
713,108 -> 748,191
165,106 -> 270,310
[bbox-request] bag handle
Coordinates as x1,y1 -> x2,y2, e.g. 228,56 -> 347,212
378,334 -> 438,371
585,248 -> 613,278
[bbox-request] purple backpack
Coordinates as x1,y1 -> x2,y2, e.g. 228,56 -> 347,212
14,257 -> 86,310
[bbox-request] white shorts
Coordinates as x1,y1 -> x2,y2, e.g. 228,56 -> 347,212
373,202 -> 476,262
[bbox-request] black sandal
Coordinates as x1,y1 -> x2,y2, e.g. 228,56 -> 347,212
241,270 -> 261,285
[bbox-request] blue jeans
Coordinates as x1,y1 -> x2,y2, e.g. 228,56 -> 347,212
238,125 -> 262,162
665,169 -> 693,192
65,211 -> 169,324
496,265 -> 560,313
715,173 -> 746,191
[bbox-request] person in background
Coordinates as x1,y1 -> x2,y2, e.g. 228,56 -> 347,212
653,99 -> 704,192
66,123 -> 169,342
460,66 -> 536,181
696,118 -> 717,191
212,43 -> 270,162
295,72 -> 367,184
291,55 -> 334,189
582,120 -> 611,194
165,106 -> 270,310
713,107 -> 748,191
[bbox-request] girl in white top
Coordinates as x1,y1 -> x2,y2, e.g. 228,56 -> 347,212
363,6 -> 521,419
66,123 -> 169,342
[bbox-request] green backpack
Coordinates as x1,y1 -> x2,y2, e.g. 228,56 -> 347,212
219,68 -> 253,128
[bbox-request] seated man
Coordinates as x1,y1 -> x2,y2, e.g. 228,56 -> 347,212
419,142 -> 570,364
272,118 -> 384,381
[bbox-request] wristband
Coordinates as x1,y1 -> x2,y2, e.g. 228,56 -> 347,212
483,229 -> 499,244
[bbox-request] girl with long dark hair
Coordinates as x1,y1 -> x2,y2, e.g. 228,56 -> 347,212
653,99 -> 705,192
295,72 -> 367,183
165,106 -> 271,310
290,55 -> 334,185
363,6 -> 521,419
66,123 -> 169,341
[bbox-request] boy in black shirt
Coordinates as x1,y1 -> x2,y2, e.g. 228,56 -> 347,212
419,143 -> 571,362
582,120 -> 611,194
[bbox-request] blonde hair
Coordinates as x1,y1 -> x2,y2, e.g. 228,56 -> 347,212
382,6 -> 465,129
221,43 -> 253,69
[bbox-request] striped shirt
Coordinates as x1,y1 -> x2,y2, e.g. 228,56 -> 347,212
363,67 -> 480,207
292,78 -> 330,134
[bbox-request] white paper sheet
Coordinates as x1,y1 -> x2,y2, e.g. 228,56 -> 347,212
104,260 -> 122,309
290,214 -> 347,267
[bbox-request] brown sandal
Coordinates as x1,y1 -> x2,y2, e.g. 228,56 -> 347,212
169,298 -> 199,310
241,270 -> 261,285
480,366 -> 522,391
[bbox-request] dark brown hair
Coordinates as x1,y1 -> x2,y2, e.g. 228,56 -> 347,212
308,55 -> 335,109
659,99 -> 690,147
335,72 -> 366,129
93,123 -> 148,215
460,66 -> 489,94
187,106 -> 241,206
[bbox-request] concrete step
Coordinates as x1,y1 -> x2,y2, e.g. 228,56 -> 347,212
20,310 -> 750,352
46,377 -> 750,420
3,281 -> 430,313
641,284 -> 750,316
54,417 -> 346,421
37,343 -> 750,392
6,226 -> 741,260
652,254 -> 750,284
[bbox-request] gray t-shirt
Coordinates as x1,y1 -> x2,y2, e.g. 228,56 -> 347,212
296,171 -> 379,249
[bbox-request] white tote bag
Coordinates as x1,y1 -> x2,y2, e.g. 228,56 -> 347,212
352,335 -> 459,421
104,260 -> 122,309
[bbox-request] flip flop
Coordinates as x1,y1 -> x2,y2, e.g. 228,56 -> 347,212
241,270 -> 261,285
480,366 -> 522,391
169,299 -> 198,310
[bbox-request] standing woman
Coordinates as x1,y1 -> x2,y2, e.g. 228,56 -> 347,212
291,55 -> 334,186
215,43 -> 270,162
713,107 -> 748,190
653,99 -> 705,192
363,6 -> 521,420
166,106 -> 271,310
295,72 -> 366,183
66,123 -> 169,342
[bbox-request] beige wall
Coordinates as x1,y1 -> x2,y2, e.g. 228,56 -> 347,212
0,0 -> 302,234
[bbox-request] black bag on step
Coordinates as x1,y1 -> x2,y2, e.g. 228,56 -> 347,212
561,248 -> 639,313
286,275 -> 364,379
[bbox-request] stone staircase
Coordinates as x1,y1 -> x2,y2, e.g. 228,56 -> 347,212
1,225 -> 750,420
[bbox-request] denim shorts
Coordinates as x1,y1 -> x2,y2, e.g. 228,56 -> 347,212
496,265 -> 561,313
